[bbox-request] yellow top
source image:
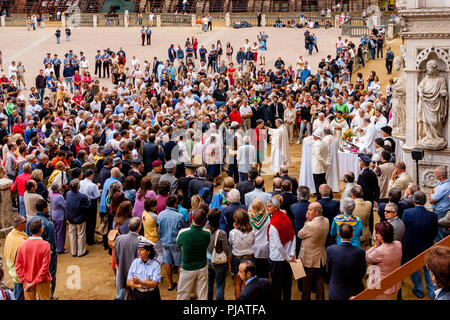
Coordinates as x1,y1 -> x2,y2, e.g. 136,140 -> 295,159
142,210 -> 159,243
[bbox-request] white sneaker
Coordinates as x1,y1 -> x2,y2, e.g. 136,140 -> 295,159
296,141 -> 301,144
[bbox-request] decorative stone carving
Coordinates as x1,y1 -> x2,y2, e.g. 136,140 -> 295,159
421,168 -> 439,188
417,60 -> 448,150
391,55 -> 406,141
416,47 -> 450,70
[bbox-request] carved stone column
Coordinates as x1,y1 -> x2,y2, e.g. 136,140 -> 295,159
399,4 -> 450,192
0,178 -> 13,237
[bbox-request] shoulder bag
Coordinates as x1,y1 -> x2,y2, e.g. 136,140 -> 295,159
107,223 -> 120,249
211,230 -> 227,264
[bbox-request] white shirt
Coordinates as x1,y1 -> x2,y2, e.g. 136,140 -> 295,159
80,60 -> 89,69
131,58 -> 140,68
79,178 -> 101,200
313,118 -> 329,132
229,229 -> 255,256
8,65 -> 17,78
268,225 -> 296,261
90,100 -> 101,112
360,123 -> 377,154
239,105 -> 252,117
371,115 -> 387,133
311,139 -> 328,174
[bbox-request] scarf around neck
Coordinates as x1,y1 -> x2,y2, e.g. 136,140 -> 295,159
250,214 -> 269,231
267,210 -> 294,246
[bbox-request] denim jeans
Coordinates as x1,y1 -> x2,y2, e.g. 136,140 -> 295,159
18,195 -> 26,218
212,61 -> 218,73
435,210 -> 448,242
14,282 -> 24,300
207,260 -> 227,300
298,121 -> 312,142
308,43 -> 313,55
38,88 -> 45,105
370,48 -> 375,59
65,78 -> 74,93
56,37 -> 60,44
410,266 -> 436,299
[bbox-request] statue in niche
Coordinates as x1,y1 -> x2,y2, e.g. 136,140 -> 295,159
417,59 -> 448,150
391,56 -> 406,140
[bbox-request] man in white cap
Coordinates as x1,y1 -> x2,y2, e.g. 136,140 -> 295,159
311,129 -> 328,199
159,160 -> 178,195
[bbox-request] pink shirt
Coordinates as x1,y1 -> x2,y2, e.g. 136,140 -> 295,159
132,189 -> 157,219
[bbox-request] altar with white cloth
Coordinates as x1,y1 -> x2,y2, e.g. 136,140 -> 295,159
338,151 -> 360,180
299,136 -> 316,194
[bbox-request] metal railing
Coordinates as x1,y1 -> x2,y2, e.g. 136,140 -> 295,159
4,16 -> 27,26
265,15 -> 335,28
97,15 -> 123,27
160,13 -> 191,26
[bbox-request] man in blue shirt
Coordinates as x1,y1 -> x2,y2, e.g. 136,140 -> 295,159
43,53 -> 52,67
71,55 -> 79,73
300,65 -> 311,84
95,50 -> 102,77
52,54 -> 61,79
168,44 -> 176,63
140,27 -> 146,46
102,50 -> 110,78
62,64 -> 74,93
185,44 -> 193,64
430,166 -> 450,241
199,45 -> 207,63
146,27 -> 152,45
158,195 -> 185,291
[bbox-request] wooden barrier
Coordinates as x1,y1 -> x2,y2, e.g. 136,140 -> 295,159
351,235 -> 450,300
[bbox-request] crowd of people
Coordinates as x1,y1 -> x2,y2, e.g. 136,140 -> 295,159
0,24 -> 449,302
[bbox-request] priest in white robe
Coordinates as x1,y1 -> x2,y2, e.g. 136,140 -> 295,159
329,110 -> 349,149
370,108 -> 387,136
313,112 -> 330,132
323,129 -> 340,192
266,119 -> 290,174
357,118 -> 377,155
351,107 -> 369,130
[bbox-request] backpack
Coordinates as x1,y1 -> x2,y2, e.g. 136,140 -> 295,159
198,186 -> 211,204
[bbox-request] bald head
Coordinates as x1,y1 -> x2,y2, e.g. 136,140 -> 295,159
111,167 -> 121,178
254,176 -> 265,189
273,177 -> 282,189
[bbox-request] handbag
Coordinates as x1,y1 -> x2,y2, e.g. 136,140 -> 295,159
211,230 -> 227,264
97,215 -> 109,236
107,223 -> 120,249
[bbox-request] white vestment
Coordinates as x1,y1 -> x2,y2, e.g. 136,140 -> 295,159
324,135 -> 340,192
359,123 -> 377,154
269,125 -> 290,173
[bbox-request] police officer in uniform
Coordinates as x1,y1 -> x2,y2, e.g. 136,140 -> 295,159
53,54 -> 61,80
102,50 -> 111,78
141,27 -> 146,46
146,27 -> 152,46
95,50 -> 102,78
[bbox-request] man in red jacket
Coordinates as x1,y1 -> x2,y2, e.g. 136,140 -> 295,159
15,218 -> 52,300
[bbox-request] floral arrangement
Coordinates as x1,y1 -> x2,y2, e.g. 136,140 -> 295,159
342,128 -> 357,142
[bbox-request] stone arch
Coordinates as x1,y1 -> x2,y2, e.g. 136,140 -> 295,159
416,47 -> 450,70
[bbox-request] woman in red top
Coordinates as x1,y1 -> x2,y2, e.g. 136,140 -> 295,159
73,70 -> 82,91
229,105 -> 242,124
227,62 -> 236,87
72,91 -> 83,107
192,37 -> 198,60
118,52 -> 126,66
12,117 -> 25,135
83,71 -> 92,85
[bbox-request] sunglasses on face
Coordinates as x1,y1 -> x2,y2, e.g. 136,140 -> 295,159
384,210 -> 394,213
